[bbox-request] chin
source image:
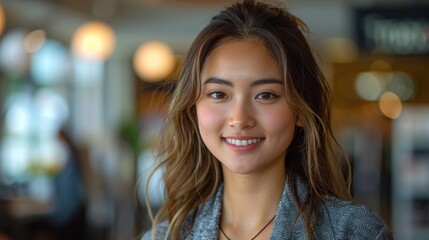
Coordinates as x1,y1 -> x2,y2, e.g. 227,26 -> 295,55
221,162 -> 260,175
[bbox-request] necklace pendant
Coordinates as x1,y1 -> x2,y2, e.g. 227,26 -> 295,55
218,214 -> 276,240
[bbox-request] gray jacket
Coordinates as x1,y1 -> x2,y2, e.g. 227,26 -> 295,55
142,179 -> 392,239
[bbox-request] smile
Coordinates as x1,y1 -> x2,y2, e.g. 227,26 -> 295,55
224,138 -> 263,146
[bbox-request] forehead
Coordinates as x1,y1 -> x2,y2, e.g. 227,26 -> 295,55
201,39 -> 282,81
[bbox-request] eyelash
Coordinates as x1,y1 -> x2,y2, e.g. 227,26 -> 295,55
256,92 -> 279,100
207,91 -> 279,100
208,91 -> 227,99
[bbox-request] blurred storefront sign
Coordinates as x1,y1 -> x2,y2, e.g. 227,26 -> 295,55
354,5 -> 429,55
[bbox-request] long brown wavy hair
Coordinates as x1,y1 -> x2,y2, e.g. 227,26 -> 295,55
145,0 -> 352,239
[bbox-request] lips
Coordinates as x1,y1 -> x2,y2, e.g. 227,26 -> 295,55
222,136 -> 264,152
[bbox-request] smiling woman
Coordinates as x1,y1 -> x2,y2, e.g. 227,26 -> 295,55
142,1 -> 392,240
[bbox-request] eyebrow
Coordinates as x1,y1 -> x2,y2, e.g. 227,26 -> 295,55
203,77 -> 283,87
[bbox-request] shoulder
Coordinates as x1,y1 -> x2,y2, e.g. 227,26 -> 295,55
319,199 -> 392,239
141,220 -> 169,240
140,215 -> 196,240
141,185 -> 223,240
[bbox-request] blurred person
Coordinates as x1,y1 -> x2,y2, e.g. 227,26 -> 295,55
48,128 -> 86,239
29,128 -> 87,240
142,1 -> 392,239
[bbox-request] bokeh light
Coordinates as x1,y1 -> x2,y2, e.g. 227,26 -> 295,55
355,72 -> 384,101
71,21 -> 116,61
379,91 -> 402,119
369,59 -> 392,72
34,88 -> 69,134
4,91 -> 33,135
0,30 -> 28,73
0,136 -> 30,181
31,39 -> 70,85
385,71 -> 414,100
133,41 -> 176,82
24,29 -> 46,53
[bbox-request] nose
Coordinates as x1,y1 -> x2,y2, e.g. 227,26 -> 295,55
227,100 -> 256,129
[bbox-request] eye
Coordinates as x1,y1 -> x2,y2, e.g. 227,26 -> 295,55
256,92 -> 278,100
208,91 -> 227,99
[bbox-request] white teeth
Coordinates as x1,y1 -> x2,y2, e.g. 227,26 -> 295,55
225,138 -> 262,146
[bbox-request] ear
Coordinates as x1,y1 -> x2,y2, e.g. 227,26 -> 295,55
296,115 -> 303,127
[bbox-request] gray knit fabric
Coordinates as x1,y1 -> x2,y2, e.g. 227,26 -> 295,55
142,179 -> 392,239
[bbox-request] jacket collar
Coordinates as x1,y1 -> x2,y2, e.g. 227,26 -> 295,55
190,184 -> 223,239
189,178 -> 313,239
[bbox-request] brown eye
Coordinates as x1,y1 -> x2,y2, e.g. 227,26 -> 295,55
256,92 -> 278,100
209,91 -> 227,99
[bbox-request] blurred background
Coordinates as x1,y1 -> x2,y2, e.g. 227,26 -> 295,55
0,0 -> 428,239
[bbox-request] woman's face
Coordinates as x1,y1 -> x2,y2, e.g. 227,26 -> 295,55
196,39 -> 299,175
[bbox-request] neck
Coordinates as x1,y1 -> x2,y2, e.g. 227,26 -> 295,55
221,166 -> 285,228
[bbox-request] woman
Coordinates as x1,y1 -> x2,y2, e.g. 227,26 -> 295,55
142,0 -> 392,239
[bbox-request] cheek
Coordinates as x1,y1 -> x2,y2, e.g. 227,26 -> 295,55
260,108 -> 297,134
196,104 -> 225,136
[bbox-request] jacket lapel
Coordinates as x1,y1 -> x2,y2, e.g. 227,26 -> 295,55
189,185 -> 223,239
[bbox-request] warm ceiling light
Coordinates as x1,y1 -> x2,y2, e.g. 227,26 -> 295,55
369,59 -> 392,72
71,21 -> 116,61
133,41 -> 175,82
379,91 -> 402,119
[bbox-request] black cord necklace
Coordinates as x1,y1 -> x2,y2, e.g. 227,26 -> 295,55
218,214 -> 276,240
